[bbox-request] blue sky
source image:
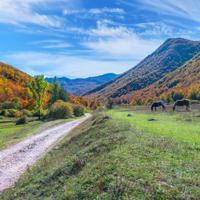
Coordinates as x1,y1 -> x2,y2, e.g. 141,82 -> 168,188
0,0 -> 199,78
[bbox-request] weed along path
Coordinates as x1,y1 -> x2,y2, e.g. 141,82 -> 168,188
0,114 -> 91,193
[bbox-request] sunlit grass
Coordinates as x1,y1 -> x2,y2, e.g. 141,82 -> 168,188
108,109 -> 200,144
2,108 -> 200,199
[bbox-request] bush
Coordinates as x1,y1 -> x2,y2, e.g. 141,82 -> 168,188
73,105 -> 85,117
48,100 -> 73,119
188,91 -> 200,100
22,109 -> 33,117
0,99 -> 21,110
16,116 -> 28,125
33,110 -> 47,118
106,98 -> 114,109
1,109 -> 9,117
1,109 -> 22,118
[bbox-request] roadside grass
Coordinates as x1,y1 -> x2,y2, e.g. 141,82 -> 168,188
0,117 -> 73,150
2,108 -> 200,199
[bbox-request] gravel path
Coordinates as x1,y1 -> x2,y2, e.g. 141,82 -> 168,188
0,114 -> 91,193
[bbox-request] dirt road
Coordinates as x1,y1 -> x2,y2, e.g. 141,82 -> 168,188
0,114 -> 91,193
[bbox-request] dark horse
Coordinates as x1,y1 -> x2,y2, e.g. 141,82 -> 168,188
173,99 -> 191,111
151,101 -> 166,111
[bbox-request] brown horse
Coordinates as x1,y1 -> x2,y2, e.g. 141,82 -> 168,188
151,101 -> 166,111
173,99 -> 191,111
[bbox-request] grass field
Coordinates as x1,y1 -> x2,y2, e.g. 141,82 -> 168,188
1,107 -> 200,199
0,117 -> 73,150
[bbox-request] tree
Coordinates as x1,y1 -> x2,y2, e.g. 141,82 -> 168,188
50,77 -> 69,105
29,75 -> 48,120
106,98 -> 114,109
171,91 -> 184,102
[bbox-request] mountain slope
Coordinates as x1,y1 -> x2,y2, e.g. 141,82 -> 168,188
86,38 -> 200,100
127,53 -> 200,104
46,73 -> 118,96
0,62 -> 33,107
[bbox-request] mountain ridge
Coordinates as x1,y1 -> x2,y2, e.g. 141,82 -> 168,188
46,73 -> 119,96
85,38 -> 200,100
126,52 -> 200,104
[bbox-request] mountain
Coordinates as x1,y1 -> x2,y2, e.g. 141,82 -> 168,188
46,73 -> 118,96
0,62 -> 33,107
126,53 -> 200,104
85,38 -> 200,100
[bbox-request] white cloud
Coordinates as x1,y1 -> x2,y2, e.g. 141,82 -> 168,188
88,8 -> 125,15
0,0 -> 61,27
31,40 -> 72,49
135,0 -> 200,23
89,20 -> 132,37
63,7 -> 125,16
135,22 -> 174,36
83,22 -> 161,58
2,51 -> 138,78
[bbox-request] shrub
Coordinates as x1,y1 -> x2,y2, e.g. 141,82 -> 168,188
0,101 -> 16,109
16,116 -> 28,125
188,91 -> 200,100
22,109 -> 33,117
49,100 -> 73,119
106,98 -> 114,109
1,109 -> 22,118
33,110 -> 47,118
1,109 -> 9,117
73,105 -> 85,117
14,110 -> 23,118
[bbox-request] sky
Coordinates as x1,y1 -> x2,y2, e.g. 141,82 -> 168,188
0,0 -> 200,78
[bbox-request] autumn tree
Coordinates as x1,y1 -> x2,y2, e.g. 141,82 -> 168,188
29,75 -> 48,120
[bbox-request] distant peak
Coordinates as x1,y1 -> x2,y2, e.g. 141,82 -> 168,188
165,37 -> 198,43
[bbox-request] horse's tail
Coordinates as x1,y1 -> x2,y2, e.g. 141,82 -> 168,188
151,105 -> 154,111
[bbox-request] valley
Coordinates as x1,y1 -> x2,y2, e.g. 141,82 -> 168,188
1,106 -> 200,199
1,1 -> 200,199
46,73 -> 118,96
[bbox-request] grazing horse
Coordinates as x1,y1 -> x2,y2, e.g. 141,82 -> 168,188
151,101 -> 166,111
173,99 -> 191,111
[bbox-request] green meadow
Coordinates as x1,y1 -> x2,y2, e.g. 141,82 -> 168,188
108,108 -> 200,144
0,118 -> 73,150
2,107 -> 200,199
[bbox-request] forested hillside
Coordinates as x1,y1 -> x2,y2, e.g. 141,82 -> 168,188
46,73 -> 118,96
0,62 -> 33,108
0,62 -> 99,110
86,38 -> 200,100
121,53 -> 200,105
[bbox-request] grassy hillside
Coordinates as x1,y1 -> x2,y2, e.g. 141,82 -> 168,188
86,38 -> 200,100
0,62 -> 33,107
2,108 -> 200,199
46,73 -> 118,96
123,53 -> 200,105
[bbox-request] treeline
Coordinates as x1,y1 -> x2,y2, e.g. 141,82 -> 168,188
0,74 -> 100,124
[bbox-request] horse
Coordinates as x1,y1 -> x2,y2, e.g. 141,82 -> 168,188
151,101 -> 166,111
173,99 -> 191,111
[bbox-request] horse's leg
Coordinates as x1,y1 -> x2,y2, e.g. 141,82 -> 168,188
162,106 -> 166,112
186,105 -> 191,112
